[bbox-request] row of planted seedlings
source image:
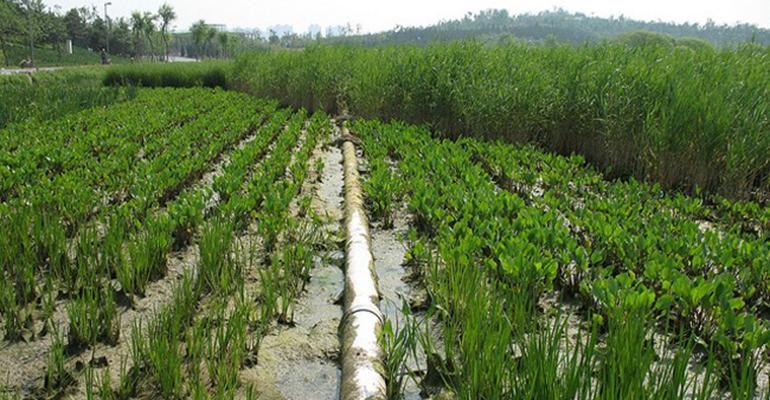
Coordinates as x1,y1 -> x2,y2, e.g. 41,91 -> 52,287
15,89 -> 248,232
0,96 -> 288,398
463,138 -> 770,397
34,96 -> 293,397
82,105 -> 297,398
0,89 -> 277,345
466,140 -> 769,240
33,98 -> 283,392
95,111 -> 332,399
0,88 -> 216,204
353,123 -> 414,400
352,118 -> 770,399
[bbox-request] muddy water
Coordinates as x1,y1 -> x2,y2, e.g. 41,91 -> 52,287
245,137 -> 345,400
366,182 -> 422,398
371,215 -> 411,325
370,212 -> 424,400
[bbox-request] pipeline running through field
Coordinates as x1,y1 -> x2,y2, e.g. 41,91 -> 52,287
339,127 -> 387,400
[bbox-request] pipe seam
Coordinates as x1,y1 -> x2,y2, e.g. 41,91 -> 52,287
341,304 -> 385,326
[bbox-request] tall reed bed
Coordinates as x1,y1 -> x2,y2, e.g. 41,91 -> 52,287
232,42 -> 770,200
103,62 -> 229,88
0,67 -> 131,129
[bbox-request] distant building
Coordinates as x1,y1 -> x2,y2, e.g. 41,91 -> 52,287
207,24 -> 228,32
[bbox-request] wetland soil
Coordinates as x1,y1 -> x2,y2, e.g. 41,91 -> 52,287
242,127 -> 346,400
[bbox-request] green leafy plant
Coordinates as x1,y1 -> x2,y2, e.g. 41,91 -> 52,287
45,327 -> 72,393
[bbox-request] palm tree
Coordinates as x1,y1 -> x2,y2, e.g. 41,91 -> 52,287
157,3 -> 175,61
142,12 -> 157,60
130,11 -> 145,58
217,32 -> 228,58
190,20 -> 206,59
205,26 -> 216,58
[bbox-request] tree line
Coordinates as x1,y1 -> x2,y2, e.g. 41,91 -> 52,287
0,0 -> 254,66
326,9 -> 770,47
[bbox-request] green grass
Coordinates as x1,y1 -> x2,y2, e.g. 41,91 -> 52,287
363,158 -> 401,228
3,43 -> 129,67
45,328 -> 72,393
355,117 -> 770,398
103,62 -> 230,88
123,216 -> 172,297
198,218 -> 239,295
0,67 -> 133,129
232,42 -> 770,201
67,285 -> 120,348
67,98 -> 325,399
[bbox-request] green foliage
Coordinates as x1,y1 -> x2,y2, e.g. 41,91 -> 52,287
0,67 -> 131,129
213,108 -> 287,204
2,44 -> 130,67
101,97 -> 321,399
675,37 -> 715,52
323,9 -> 770,47
379,303 -> 417,400
103,62 -> 230,88
198,218 -> 238,295
168,191 -> 205,250
234,42 -> 770,200
125,215 -> 172,295
614,30 -> 675,48
205,299 -> 248,397
45,328 -> 73,393
146,322 -> 184,399
127,274 -> 198,398
363,158 -> 401,228
354,117 -> 770,398
67,284 -> 120,347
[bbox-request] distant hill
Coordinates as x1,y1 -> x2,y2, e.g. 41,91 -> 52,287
324,9 -> 770,47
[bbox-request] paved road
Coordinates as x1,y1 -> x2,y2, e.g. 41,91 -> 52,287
1,57 -> 198,75
0,66 -> 63,75
167,56 -> 198,63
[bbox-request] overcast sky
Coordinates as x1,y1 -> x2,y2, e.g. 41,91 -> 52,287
44,0 -> 770,33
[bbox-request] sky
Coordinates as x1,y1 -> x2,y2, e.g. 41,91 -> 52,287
44,0 -> 770,34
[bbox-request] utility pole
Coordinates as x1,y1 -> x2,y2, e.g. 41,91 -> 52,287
104,2 -> 112,54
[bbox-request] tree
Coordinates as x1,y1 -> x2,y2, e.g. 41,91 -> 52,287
88,16 -> 106,51
205,26 -> 216,57
63,8 -> 87,47
142,12 -> 157,60
130,11 -> 145,57
226,33 -> 239,57
109,18 -> 132,55
41,8 -> 66,56
22,0 -> 44,64
0,0 -> 24,65
157,3 -> 175,61
190,19 -> 206,59
217,31 -> 228,58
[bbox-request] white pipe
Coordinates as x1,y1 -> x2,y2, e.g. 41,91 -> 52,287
340,133 -> 387,400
